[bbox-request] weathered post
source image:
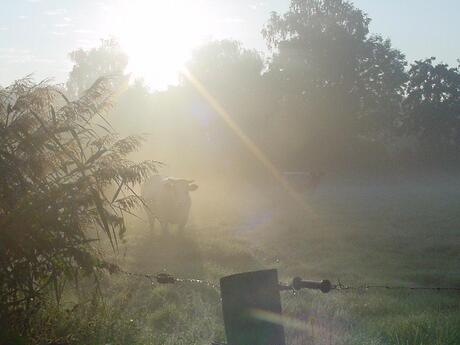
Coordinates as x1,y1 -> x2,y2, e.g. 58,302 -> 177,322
220,269 -> 286,345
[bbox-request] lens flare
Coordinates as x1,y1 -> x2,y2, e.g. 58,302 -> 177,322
181,67 -> 315,216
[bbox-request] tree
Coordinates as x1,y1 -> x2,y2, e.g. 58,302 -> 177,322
184,40 -> 266,129
110,78 -> 154,134
0,77 -> 155,336
402,58 -> 460,161
185,40 -> 263,94
182,40 -> 270,175
262,0 -> 407,169
66,39 -> 128,99
263,0 -> 371,91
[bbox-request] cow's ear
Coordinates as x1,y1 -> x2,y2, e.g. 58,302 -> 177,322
188,184 -> 198,191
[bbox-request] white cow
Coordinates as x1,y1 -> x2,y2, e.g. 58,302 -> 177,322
141,175 -> 198,232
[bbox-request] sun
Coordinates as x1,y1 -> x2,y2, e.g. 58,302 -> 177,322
111,0 -> 213,90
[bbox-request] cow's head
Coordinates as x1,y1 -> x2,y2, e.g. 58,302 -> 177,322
165,178 -> 198,199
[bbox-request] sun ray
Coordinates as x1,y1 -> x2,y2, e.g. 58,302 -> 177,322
181,67 -> 315,216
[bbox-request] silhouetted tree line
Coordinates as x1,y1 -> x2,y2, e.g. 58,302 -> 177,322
63,1 -> 460,176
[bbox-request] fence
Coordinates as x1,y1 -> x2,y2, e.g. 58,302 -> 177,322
120,268 -> 460,345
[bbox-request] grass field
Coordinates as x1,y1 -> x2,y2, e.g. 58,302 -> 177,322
43,172 -> 460,345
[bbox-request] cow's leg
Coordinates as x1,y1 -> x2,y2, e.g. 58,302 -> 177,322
178,209 -> 190,233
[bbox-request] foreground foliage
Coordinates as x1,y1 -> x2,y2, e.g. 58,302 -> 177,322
0,77 -> 155,338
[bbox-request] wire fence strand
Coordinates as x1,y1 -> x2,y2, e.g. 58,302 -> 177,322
118,269 -> 220,290
117,269 -> 460,294
333,282 -> 460,292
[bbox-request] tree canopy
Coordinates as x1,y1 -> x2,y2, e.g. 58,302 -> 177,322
261,0 -> 407,169
402,58 -> 460,160
66,39 -> 128,99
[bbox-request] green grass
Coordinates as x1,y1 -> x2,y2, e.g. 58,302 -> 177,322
253,175 -> 460,345
31,174 -> 460,344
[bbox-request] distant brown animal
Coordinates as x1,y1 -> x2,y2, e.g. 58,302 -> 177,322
141,175 -> 198,232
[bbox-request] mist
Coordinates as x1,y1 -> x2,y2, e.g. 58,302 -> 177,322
1,1 -> 460,345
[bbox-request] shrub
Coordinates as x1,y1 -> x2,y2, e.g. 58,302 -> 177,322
0,77 -> 155,337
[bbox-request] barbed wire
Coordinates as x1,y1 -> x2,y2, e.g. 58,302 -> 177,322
333,281 -> 460,293
118,269 -> 176,285
118,269 -> 220,290
117,270 -> 460,294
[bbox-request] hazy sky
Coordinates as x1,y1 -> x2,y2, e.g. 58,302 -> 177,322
0,0 -> 459,90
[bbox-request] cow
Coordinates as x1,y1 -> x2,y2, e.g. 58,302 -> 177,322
141,175 -> 198,233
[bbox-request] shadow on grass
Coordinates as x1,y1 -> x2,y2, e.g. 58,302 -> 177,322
126,228 -> 205,280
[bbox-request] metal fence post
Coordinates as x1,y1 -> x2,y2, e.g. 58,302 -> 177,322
220,269 -> 286,345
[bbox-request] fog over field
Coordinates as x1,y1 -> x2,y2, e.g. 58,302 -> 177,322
1,1 -> 460,345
